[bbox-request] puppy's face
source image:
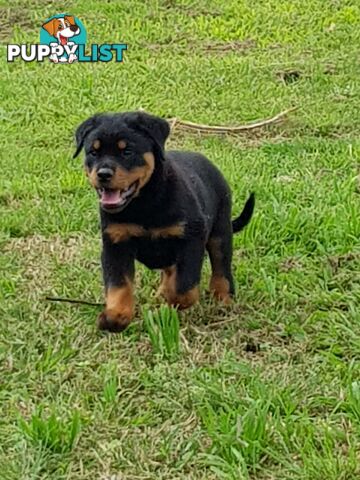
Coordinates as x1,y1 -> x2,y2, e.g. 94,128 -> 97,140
74,112 -> 170,213
85,131 -> 155,213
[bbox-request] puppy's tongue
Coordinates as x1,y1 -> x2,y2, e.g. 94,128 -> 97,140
59,35 -> 67,46
100,190 -> 123,207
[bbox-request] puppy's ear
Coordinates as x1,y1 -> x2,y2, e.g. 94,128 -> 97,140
64,15 -> 76,25
73,115 -> 102,159
42,18 -> 58,37
127,112 -> 170,156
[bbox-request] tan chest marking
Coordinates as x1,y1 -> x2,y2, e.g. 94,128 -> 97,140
106,222 -> 185,243
106,223 -> 145,243
149,223 -> 185,239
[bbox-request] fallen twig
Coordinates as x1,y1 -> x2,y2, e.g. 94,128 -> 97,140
168,107 -> 297,134
45,296 -> 103,307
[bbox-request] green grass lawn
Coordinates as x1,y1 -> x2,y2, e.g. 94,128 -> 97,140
1,0 -> 360,478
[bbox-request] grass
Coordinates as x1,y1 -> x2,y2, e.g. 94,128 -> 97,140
143,306 -> 180,359
17,409 -> 81,454
1,0 -> 360,478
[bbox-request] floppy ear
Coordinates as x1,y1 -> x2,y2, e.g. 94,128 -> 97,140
64,15 -> 76,26
42,18 -> 58,37
126,112 -> 170,157
73,115 -> 102,158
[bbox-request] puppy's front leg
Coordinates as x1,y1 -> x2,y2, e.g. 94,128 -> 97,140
98,237 -> 135,333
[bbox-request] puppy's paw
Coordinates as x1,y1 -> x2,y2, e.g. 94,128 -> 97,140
210,276 -> 232,305
214,292 -> 232,305
97,311 -> 132,333
165,286 -> 200,310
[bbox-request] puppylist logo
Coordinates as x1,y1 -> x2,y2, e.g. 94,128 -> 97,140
7,14 -> 127,63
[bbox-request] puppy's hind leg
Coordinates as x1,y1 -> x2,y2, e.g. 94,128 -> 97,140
207,210 -> 234,304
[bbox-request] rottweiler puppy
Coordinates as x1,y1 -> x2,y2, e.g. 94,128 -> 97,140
74,111 -> 254,332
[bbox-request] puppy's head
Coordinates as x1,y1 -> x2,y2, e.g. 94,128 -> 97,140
74,112 -> 170,213
42,15 -> 80,44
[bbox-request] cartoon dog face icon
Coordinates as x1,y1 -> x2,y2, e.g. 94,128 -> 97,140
42,15 -> 80,63
42,15 -> 80,45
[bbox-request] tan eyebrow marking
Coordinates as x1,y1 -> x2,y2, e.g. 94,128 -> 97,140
118,140 -> 127,150
93,139 -> 101,150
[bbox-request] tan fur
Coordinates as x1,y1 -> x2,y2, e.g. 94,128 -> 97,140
86,152 -> 155,195
157,266 -> 176,299
118,140 -> 127,150
106,223 -> 145,243
150,223 -> 185,239
106,222 -> 185,243
93,139 -> 101,150
86,167 -> 98,188
109,152 -> 154,194
105,281 -> 134,325
209,275 -> 231,304
158,266 -> 199,309
173,286 -> 200,309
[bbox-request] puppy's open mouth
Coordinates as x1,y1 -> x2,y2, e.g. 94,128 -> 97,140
97,181 -> 139,212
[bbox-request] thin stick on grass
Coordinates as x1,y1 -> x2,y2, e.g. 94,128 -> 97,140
45,296 -> 103,307
168,107 -> 297,134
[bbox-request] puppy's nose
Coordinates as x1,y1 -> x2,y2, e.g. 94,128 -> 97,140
70,25 -> 78,32
97,168 -> 114,182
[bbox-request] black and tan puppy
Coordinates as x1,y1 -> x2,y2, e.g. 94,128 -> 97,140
74,111 -> 254,332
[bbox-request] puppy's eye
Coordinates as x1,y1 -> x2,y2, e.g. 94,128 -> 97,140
65,21 -> 70,27
58,25 -> 63,30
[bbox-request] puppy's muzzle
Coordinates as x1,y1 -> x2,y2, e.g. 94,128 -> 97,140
97,167 -> 114,184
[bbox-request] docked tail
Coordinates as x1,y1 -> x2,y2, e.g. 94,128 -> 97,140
232,192 -> 255,233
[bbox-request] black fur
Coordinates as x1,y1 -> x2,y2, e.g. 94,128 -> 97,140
74,111 -> 255,332
232,192 -> 255,233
